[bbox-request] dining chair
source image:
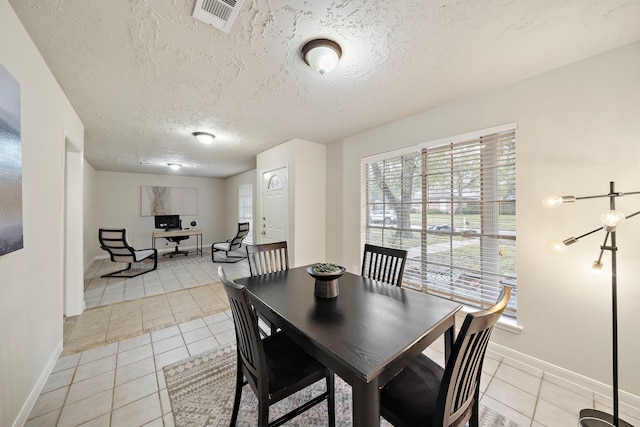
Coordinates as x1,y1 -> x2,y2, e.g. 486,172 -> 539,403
361,243 -> 408,286
98,228 -> 158,277
246,241 -> 289,276
246,241 -> 289,336
219,266 -> 335,427
379,286 -> 511,427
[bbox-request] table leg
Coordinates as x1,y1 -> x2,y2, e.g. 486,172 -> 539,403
352,378 -> 380,427
444,325 -> 455,362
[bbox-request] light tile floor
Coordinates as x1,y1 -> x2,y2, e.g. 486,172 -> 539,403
83,249 -> 249,309
25,253 -> 640,426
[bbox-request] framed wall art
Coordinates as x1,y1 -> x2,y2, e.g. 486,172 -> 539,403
0,64 -> 23,256
140,186 -> 198,217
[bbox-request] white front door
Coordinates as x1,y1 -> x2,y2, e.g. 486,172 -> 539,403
261,167 -> 288,243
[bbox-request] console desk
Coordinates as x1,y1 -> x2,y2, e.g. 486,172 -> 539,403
152,229 -> 203,257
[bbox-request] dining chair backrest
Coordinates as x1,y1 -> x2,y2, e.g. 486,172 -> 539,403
246,241 -> 289,276
436,286 -> 511,426
218,267 -> 268,397
361,243 -> 408,286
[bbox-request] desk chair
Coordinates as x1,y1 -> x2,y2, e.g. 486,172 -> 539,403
361,243 -> 408,286
219,266 -> 335,427
212,222 -> 250,262
380,287 -> 511,427
163,234 -> 189,258
98,229 -> 158,277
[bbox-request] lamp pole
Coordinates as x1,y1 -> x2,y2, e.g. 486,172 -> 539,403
609,182 -> 619,427
545,181 -> 635,427
597,182 -> 620,426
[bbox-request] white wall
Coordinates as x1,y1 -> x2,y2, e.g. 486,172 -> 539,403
257,138 -> 326,266
293,141 -> 326,265
91,171 -> 225,260
327,41 -> 640,399
0,1 -> 84,426
224,169 -> 257,244
84,160 -> 100,268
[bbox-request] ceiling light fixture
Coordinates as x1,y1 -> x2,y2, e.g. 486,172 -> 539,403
192,131 -> 215,144
167,163 -> 182,170
302,39 -> 342,75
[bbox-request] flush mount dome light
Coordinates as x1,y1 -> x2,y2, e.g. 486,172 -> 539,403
302,39 -> 342,75
167,163 -> 182,170
192,131 -> 215,144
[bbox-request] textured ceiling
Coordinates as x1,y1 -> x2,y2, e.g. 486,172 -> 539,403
8,0 -> 640,178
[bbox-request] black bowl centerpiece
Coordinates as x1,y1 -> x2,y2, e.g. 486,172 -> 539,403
307,263 -> 346,298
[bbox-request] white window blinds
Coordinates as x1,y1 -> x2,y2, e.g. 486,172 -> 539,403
362,126 -> 517,317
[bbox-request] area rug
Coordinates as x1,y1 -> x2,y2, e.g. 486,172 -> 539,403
163,345 -> 521,426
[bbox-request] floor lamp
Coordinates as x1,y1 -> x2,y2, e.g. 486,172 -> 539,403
543,181 -> 635,427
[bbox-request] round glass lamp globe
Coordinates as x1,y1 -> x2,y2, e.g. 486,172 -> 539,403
306,46 -> 339,75
601,210 -> 625,228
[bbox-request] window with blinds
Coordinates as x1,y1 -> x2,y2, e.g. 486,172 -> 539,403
362,125 -> 517,317
238,184 -> 253,245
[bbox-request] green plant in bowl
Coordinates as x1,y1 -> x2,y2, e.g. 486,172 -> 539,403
313,263 -> 341,273
308,263 -> 345,298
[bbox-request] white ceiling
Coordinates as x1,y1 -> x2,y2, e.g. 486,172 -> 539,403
9,0 -> 640,178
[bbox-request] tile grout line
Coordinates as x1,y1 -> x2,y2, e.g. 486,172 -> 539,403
529,368 -> 544,427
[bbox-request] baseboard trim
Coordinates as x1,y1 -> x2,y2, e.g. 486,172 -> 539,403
12,341 -> 63,427
488,342 -> 640,410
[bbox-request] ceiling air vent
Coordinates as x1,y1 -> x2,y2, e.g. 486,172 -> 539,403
193,0 -> 245,33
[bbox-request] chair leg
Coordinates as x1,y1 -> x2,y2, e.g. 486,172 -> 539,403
258,401 -> 269,427
326,371 -> 336,427
213,250 -> 247,263
164,245 -> 188,258
469,389 -> 480,427
230,363 -> 243,426
101,263 -> 133,278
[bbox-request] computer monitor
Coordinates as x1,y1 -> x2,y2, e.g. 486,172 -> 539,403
154,214 -> 181,230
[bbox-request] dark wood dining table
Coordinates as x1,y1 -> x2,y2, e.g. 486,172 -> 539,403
235,265 -> 462,427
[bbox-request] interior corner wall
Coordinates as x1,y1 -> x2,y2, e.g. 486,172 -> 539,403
91,172 -> 226,260
0,1 -> 85,426
223,169 -> 257,244
328,41 -> 640,398
325,141 -> 345,264
84,160 -> 100,268
293,140 -> 326,266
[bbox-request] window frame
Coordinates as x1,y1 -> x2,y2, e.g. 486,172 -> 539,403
361,123 -> 517,317
238,183 -> 253,245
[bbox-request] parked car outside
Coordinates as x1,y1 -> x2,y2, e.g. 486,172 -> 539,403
427,224 -> 478,233
369,208 -> 397,224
